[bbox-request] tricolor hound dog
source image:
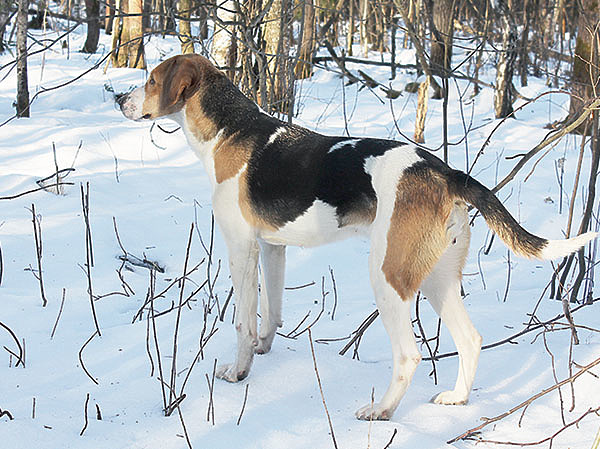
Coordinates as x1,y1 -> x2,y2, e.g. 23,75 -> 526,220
118,54 -> 596,421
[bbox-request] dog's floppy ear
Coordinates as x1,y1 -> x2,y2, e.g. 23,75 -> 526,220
160,57 -> 202,112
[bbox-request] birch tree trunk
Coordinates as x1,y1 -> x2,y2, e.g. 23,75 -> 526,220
212,0 -> 236,69
16,0 -> 29,117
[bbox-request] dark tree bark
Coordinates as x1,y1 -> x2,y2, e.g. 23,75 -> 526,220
427,0 -> 456,78
82,0 -> 101,53
494,0 -> 518,119
568,0 -> 599,134
16,0 -> 29,117
0,0 -> 11,52
105,0 -> 115,35
295,0 -> 316,79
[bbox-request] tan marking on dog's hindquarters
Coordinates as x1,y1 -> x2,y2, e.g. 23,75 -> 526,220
213,132 -> 253,184
383,169 -> 454,300
238,169 -> 279,232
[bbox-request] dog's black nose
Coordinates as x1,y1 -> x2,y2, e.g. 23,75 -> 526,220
115,92 -> 127,106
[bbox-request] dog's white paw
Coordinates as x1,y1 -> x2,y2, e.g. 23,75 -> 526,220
255,334 -> 275,354
355,403 -> 393,421
431,390 -> 468,405
216,364 -> 249,383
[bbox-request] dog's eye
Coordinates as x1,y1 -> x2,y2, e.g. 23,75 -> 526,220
148,78 -> 155,86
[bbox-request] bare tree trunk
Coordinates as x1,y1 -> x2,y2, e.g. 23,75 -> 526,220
142,0 -> 151,31
568,0 -> 599,134
518,0 -> 531,87
494,0 -> 518,119
198,1 -> 209,40
16,0 -> 29,117
116,0 -> 129,67
414,76 -> 430,143
104,0 -> 115,35
359,0 -> 369,56
110,0 -> 123,67
295,0 -> 315,79
212,0 -> 236,70
82,0 -> 100,53
179,0 -> 194,54
263,0 -> 289,113
0,0 -> 11,52
347,0 -> 355,56
428,0 -> 455,77
126,0 -> 145,68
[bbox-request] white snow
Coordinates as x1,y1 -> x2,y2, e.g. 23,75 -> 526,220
1,23 -> 599,449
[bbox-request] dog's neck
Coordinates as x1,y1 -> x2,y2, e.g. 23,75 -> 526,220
168,108 -> 222,187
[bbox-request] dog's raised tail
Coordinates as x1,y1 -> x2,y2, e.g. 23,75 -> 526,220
448,170 -> 597,260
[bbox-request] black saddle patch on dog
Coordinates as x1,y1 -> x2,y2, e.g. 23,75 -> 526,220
246,125 -> 408,227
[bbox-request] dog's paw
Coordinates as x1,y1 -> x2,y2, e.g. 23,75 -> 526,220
215,364 -> 249,383
355,403 -> 393,421
255,335 -> 275,354
431,390 -> 468,405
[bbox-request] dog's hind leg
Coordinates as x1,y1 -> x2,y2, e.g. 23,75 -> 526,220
420,202 -> 482,405
256,241 -> 286,354
355,279 -> 420,421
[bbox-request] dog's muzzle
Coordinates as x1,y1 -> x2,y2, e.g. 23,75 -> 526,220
116,88 -> 147,121
115,92 -> 128,107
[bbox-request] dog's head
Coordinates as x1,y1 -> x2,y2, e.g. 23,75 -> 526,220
117,54 -> 218,121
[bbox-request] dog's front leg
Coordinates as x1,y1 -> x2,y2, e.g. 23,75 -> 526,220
256,241 -> 286,354
216,238 -> 260,382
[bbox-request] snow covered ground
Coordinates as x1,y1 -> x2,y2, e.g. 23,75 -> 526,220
1,24 -> 599,449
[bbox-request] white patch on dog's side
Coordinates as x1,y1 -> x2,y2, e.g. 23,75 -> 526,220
267,127 -> 288,145
327,139 -> 359,153
259,200 -> 366,247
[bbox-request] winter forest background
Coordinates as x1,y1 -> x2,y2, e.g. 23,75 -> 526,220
1,0 -> 600,448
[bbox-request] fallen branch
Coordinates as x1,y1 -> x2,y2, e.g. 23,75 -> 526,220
78,331 -> 99,385
81,183 -> 101,337
118,253 -> 165,273
339,297 -> 599,360
312,55 -> 416,70
0,320 -> 25,367
79,393 -> 90,436
236,383 -> 250,426
465,406 -> 600,447
0,407 -> 14,420
50,288 -> 66,338
30,204 -> 47,307
339,309 -> 379,356
166,224 -> 195,415
448,356 -> 600,444
0,181 -> 75,201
